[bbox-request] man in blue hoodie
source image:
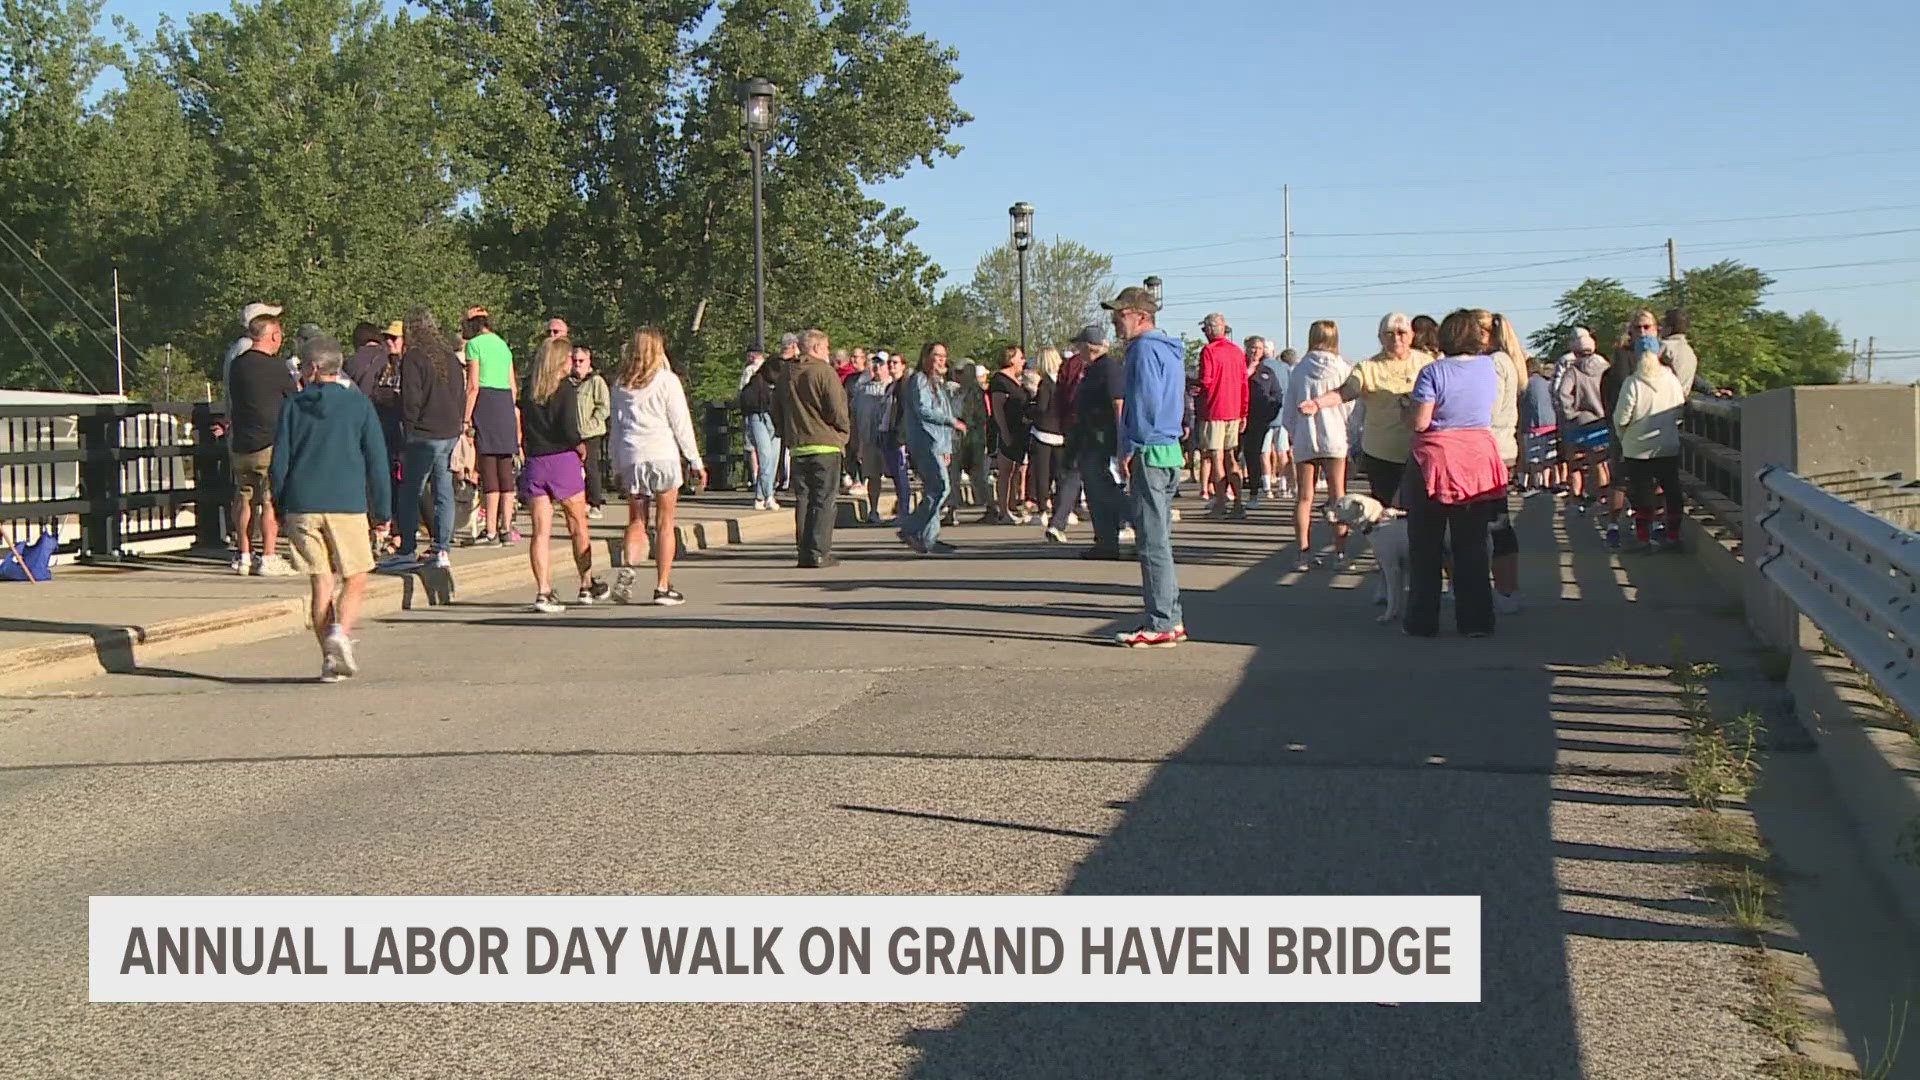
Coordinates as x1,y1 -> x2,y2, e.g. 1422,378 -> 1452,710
1103,286 -> 1187,648
271,335 -> 394,682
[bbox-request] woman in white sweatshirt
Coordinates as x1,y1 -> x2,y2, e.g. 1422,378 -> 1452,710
608,326 -> 705,605
1612,343 -> 1687,552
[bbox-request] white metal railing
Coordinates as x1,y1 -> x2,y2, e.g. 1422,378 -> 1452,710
1756,466 -> 1920,718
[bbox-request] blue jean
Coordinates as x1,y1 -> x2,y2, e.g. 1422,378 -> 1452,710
1129,462 -> 1183,632
396,435 -> 457,555
1080,447 -> 1128,549
745,412 -> 780,503
903,442 -> 950,548
886,443 -> 912,525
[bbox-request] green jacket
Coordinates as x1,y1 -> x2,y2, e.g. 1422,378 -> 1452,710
572,372 -> 610,438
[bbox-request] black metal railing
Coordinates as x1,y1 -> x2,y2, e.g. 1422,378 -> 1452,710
1678,395 -> 1743,538
0,402 -> 229,561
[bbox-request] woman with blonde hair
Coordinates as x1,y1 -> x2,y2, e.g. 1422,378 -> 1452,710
606,326 -> 704,605
1485,312 -> 1529,613
1298,312 -> 1433,509
1026,345 -> 1066,524
516,336 -> 601,613
1279,319 -> 1354,573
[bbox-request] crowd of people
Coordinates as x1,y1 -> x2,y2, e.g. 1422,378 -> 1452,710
219,286 -> 1706,678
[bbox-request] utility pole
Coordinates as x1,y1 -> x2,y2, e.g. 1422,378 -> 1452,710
1850,338 -> 1859,382
163,343 -> 173,401
1283,183 -> 1293,352
112,266 -> 125,397
1866,336 -> 1876,383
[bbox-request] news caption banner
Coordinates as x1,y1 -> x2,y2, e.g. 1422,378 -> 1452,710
93,896 -> 1480,1003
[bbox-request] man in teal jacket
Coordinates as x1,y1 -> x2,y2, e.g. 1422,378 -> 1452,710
271,335 -> 393,682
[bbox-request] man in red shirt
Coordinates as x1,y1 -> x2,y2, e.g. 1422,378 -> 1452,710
1196,312 -> 1251,517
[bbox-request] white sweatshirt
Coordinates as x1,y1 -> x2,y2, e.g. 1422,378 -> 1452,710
610,370 -> 703,470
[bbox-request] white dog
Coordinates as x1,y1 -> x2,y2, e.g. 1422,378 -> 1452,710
1333,493 -> 1409,624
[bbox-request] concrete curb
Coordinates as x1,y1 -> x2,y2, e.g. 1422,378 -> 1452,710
1681,501 -> 1920,931
1,506 -> 794,694
1787,649 -> 1920,930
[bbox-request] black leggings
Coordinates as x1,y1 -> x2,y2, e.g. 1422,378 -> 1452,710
1405,494 -> 1494,637
1623,455 -> 1683,526
1239,418 -> 1272,490
1028,439 -> 1060,507
1363,453 -> 1407,508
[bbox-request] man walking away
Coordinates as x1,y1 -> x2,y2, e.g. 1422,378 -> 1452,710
227,311 -> 298,576
773,328 -> 850,568
270,336 -> 392,682
1196,313 -> 1250,518
1104,286 -> 1187,647
1243,336 -> 1282,509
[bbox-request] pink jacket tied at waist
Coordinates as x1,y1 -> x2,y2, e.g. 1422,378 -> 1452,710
1410,428 -> 1509,505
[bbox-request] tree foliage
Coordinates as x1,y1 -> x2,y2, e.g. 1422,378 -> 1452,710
0,0 -> 969,403
964,236 -> 1113,357
1527,259 -> 1849,394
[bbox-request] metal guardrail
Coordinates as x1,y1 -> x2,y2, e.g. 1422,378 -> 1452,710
1679,395 -> 1743,539
1,402 -> 230,560
1755,465 -> 1920,719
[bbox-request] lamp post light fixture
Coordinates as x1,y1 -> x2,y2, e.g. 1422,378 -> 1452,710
1009,202 -> 1035,354
737,77 -> 778,353
1143,276 -> 1163,308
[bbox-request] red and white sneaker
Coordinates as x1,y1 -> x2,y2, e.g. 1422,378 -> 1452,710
1171,624 -> 1189,643
1115,626 -> 1181,648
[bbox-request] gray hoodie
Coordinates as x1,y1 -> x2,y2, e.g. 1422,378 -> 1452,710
1556,353 -> 1609,425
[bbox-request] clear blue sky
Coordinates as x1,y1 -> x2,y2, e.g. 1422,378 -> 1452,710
107,0 -> 1920,380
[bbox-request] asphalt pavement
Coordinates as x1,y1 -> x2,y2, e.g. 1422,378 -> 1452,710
0,492 -> 1883,1078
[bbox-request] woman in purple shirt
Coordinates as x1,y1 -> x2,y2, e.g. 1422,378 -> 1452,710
1401,310 -> 1502,638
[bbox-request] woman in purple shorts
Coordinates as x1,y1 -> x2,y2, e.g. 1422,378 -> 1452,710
518,336 -> 606,613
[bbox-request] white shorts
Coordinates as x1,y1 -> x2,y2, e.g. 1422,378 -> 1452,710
620,459 -> 683,497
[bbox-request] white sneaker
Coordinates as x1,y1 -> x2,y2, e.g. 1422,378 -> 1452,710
849,482 -> 868,496
319,658 -> 343,683
610,567 -> 637,605
322,626 -> 358,677
256,553 -> 298,577
231,553 -> 252,576
432,550 -> 451,570
1044,526 -> 1069,544
1494,591 -> 1523,616
753,498 -> 768,511
767,497 -> 781,510
1066,512 -> 1080,526
532,592 -> 565,614
587,506 -> 604,520
1118,526 -> 1136,546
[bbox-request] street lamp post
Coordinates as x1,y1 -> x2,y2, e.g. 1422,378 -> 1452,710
1009,202 -> 1034,354
737,77 -> 778,354
1142,276 -> 1162,309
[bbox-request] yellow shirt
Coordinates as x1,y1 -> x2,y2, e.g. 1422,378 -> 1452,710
1345,349 -> 1434,463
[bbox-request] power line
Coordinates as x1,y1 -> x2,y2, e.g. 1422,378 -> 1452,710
1113,202 -> 1920,263
1067,150 -> 1920,218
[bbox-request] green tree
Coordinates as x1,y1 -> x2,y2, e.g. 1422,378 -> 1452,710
1530,260 -> 1851,394
965,236 -> 1112,355
424,0 -> 969,403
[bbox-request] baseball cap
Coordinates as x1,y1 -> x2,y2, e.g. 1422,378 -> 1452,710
1071,323 -> 1110,347
239,302 -> 282,326
384,320 -> 404,337
1100,286 -> 1159,315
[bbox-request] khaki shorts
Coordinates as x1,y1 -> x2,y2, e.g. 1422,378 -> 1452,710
1201,419 -> 1242,452
231,447 -> 273,504
284,512 -> 374,578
